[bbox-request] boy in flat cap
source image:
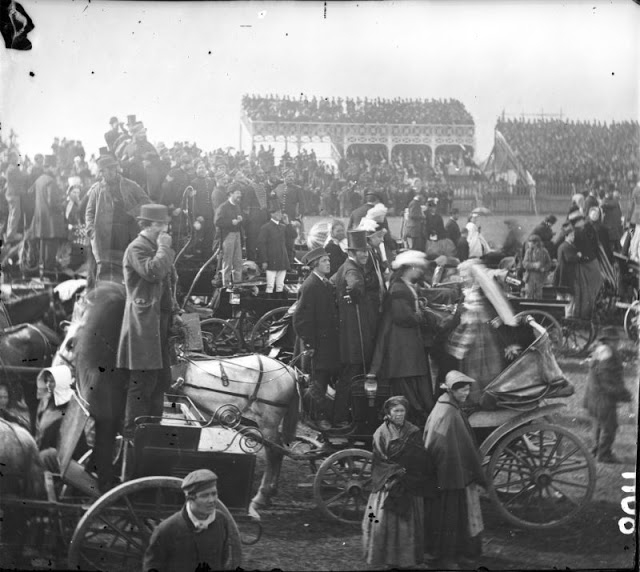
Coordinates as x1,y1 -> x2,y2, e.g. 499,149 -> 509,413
143,469 -> 232,572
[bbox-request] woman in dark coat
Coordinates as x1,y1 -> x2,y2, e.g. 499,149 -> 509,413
369,250 -> 434,426
423,371 -> 487,570
324,219 -> 347,277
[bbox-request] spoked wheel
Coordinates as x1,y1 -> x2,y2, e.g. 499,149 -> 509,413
249,306 -> 291,356
561,317 -> 596,356
68,476 -> 242,571
313,449 -> 373,524
487,422 -> 596,529
593,284 -> 620,327
624,301 -> 639,341
200,317 -> 241,356
514,310 -> 563,354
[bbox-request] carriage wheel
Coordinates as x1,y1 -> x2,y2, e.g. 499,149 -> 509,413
624,301 -> 640,342
514,310 -> 563,354
313,449 -> 373,525
560,317 -> 595,356
487,422 -> 596,529
67,476 -> 242,571
249,306 -> 291,355
593,285 -> 620,327
200,318 -> 241,356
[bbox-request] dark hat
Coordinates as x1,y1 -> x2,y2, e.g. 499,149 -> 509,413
181,469 -> 218,495
44,155 -> 57,168
97,155 -> 119,170
504,218 -> 518,227
544,214 -> 557,224
137,203 -> 170,223
597,326 -> 620,342
109,116 -> 119,125
302,247 -> 328,266
347,229 -> 368,251
450,207 -> 459,215
98,146 -> 110,156
365,190 -> 381,201
567,210 -> 584,224
127,114 -> 137,125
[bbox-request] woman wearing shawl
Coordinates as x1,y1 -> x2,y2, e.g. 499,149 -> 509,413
423,371 -> 487,570
362,395 -> 432,569
368,250 -> 435,426
465,213 -> 491,259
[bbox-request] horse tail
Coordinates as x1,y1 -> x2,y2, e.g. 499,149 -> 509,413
280,368 -> 300,446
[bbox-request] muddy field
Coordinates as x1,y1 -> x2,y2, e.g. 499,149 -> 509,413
241,353 -> 638,571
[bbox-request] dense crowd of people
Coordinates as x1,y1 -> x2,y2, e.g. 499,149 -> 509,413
496,118 -> 640,191
242,94 -> 475,125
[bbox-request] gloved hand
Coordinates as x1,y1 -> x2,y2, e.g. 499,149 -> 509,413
157,232 -> 172,248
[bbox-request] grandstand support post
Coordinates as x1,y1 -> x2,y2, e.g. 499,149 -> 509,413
430,136 -> 437,167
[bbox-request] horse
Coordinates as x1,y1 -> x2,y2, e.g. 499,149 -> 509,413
0,417 -> 47,568
55,282 -> 301,516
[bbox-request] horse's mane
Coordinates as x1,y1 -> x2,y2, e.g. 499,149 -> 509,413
75,282 -> 126,375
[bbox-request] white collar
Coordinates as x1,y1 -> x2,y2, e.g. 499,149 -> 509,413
186,502 -> 217,531
312,270 -> 328,282
271,218 -> 280,225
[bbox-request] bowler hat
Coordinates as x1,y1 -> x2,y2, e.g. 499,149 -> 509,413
109,116 -> 118,125
181,469 -> 218,495
44,155 -> 57,168
302,247 -> 328,266
137,203 -> 170,223
365,190 -> 381,202
347,230 -> 368,251
97,155 -> 119,170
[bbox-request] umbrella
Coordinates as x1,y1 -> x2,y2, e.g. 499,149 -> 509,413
471,207 -> 492,215
469,263 -> 517,326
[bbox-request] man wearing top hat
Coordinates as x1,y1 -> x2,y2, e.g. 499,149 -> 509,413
117,203 -> 178,447
294,247 -> 340,430
331,229 -> 381,425
273,167 -> 306,223
85,154 -> 150,284
348,189 -> 389,232
143,469 -> 232,572
214,181 -> 244,287
29,155 -> 67,276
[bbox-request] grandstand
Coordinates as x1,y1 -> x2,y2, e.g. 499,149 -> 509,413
239,94 -> 476,176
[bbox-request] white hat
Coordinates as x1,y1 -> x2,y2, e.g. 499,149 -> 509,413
391,250 -> 428,270
440,370 -> 476,391
36,365 -> 74,406
366,203 -> 388,223
356,218 -> 379,233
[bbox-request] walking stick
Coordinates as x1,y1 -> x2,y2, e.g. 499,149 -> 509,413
354,302 -> 367,377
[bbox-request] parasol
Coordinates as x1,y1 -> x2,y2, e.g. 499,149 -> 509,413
469,263 -> 517,326
471,206 -> 492,215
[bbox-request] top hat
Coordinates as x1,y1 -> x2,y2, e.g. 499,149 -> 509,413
302,247 -> 328,266
347,229 -> 368,251
365,190 -> 381,202
97,155 -> 119,170
137,203 -> 171,223
44,155 -> 57,168
109,116 -> 119,125
127,114 -> 137,125
98,146 -> 110,156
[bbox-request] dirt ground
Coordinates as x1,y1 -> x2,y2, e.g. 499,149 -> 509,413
241,352 -> 638,571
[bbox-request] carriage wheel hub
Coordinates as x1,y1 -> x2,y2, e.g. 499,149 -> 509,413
534,470 -> 552,487
347,480 -> 363,496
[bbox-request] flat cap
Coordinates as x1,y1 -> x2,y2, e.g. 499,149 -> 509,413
181,469 -> 218,494
302,247 -> 328,266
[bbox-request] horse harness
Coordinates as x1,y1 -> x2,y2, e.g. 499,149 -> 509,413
0,322 -> 58,367
181,354 -> 292,411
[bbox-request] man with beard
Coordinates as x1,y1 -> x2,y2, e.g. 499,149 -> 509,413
331,230 -> 380,425
30,155 -> 66,277
85,155 -> 150,283
273,167 -> 306,223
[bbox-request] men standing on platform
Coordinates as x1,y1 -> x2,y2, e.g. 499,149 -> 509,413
273,167 -> 305,223
85,155 -> 150,283
214,182 -> 244,287
293,248 -> 340,430
332,230 -> 380,425
117,204 -> 177,457
30,155 -> 66,277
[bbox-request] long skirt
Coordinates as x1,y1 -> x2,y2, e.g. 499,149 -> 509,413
363,490 -> 424,568
424,488 -> 482,561
572,259 -> 603,319
389,375 -> 434,427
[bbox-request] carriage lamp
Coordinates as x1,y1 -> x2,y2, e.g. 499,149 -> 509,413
229,289 -> 241,305
364,374 -> 378,407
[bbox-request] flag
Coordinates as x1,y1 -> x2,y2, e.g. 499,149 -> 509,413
483,130 -> 536,189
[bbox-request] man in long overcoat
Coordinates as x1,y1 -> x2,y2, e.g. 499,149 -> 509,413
293,247 -> 340,429
331,230 -> 380,424
85,155 -> 150,283
30,155 -> 67,275
117,204 -> 178,444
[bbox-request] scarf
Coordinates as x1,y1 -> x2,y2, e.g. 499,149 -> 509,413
186,502 -> 217,532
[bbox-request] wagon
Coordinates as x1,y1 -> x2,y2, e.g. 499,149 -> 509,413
285,317 -> 596,530
0,391 -> 260,571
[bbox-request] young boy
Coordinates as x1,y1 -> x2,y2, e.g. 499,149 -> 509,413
582,327 -> 632,463
257,204 -> 297,298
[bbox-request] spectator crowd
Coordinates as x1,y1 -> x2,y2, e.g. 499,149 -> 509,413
242,94 -> 474,125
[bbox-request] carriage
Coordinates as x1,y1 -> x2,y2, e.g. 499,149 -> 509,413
0,390 -> 257,571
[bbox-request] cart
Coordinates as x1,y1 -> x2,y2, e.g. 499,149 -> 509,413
0,391 -> 259,571
285,317 -> 596,530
